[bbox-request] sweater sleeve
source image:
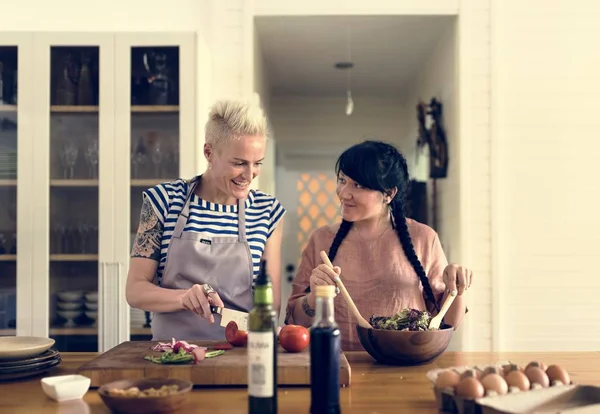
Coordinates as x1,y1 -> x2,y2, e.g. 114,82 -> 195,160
284,231 -> 319,325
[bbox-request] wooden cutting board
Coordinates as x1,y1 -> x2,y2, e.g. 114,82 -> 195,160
77,341 -> 351,388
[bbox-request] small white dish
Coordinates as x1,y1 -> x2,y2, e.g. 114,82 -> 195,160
41,374 -> 91,402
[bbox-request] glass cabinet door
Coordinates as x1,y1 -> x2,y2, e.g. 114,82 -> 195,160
48,45 -> 101,351
114,34 -> 195,343
35,34 -> 114,351
129,45 -> 180,340
0,45 -> 19,337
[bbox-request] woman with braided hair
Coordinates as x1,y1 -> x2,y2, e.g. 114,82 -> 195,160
285,140 -> 471,351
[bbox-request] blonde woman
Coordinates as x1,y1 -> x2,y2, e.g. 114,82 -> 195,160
126,99 -> 285,341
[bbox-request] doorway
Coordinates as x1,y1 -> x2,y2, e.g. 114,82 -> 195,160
254,15 -> 462,350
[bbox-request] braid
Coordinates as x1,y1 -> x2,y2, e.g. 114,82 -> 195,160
304,220 -> 353,294
391,201 -> 440,313
327,219 -> 353,262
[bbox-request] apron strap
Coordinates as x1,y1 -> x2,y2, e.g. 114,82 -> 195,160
173,180 -> 198,239
238,197 -> 247,242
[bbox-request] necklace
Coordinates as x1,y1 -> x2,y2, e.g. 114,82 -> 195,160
353,224 -> 391,241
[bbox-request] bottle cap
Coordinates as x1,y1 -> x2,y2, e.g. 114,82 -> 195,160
254,260 -> 271,286
315,285 -> 336,298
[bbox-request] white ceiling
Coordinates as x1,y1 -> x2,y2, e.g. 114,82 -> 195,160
255,15 -> 456,97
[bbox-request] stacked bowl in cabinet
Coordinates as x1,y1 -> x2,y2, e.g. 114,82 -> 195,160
55,291 -> 98,327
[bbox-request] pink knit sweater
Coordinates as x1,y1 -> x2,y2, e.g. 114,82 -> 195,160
285,219 -> 448,351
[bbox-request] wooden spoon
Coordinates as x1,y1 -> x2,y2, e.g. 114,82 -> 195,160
428,290 -> 457,330
319,250 -> 372,329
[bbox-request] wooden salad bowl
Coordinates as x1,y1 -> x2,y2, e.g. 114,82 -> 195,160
356,323 -> 454,366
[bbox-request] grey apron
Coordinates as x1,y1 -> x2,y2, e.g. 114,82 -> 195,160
151,179 -> 254,341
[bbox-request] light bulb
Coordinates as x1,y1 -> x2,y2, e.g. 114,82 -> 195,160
345,90 -> 354,116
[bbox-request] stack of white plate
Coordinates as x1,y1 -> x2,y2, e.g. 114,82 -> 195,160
84,292 -> 98,326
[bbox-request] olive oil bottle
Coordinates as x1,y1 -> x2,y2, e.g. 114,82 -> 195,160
248,261 -> 278,414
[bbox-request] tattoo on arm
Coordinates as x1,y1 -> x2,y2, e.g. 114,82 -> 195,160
302,296 -> 316,317
131,198 -> 163,261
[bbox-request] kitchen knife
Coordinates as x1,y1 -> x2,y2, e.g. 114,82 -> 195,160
210,305 -> 249,331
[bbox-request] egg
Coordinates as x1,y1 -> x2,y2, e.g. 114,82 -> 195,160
460,368 -> 481,381
481,373 -> 508,396
524,366 -> 550,388
456,376 -> 485,400
546,365 -> 570,386
526,361 -> 548,372
505,369 -> 531,391
482,366 -> 502,379
502,363 -> 521,377
435,369 -> 461,390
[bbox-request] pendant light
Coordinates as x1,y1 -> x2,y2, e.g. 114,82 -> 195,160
334,26 -> 354,116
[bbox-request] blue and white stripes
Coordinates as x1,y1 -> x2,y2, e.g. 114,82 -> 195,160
143,177 -> 286,280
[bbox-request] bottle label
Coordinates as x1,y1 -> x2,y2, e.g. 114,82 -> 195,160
247,331 -> 274,398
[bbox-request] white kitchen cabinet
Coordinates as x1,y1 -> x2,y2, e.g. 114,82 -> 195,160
0,32 -> 196,352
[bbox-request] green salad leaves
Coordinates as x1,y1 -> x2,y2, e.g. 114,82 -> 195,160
369,308 -> 433,331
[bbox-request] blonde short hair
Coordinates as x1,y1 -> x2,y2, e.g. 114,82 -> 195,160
205,99 -> 268,147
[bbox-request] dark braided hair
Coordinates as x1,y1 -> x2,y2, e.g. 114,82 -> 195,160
326,140 -> 440,312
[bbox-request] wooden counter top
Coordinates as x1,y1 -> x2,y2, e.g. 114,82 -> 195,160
1,352 -> 600,413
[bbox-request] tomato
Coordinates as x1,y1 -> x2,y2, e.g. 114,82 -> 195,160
279,325 -> 310,353
225,321 -> 248,347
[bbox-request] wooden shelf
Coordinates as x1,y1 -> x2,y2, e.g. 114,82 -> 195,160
50,179 -> 172,187
0,255 -> 16,261
50,179 -> 98,187
1,327 -> 151,336
131,179 -> 171,187
50,254 -> 98,262
131,105 -> 179,113
0,179 -> 17,186
0,105 -> 17,112
49,105 -> 178,113
50,105 -> 98,113
131,327 -> 152,335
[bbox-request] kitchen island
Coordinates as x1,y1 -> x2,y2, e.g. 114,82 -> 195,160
1,352 -> 599,413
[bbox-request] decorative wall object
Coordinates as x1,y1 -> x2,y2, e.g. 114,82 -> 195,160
416,98 -> 450,230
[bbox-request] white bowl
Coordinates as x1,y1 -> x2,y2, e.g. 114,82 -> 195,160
57,310 -> 81,320
57,291 -> 85,302
84,292 -> 98,302
57,301 -> 83,311
85,311 -> 97,321
41,374 -> 91,402
84,302 -> 98,310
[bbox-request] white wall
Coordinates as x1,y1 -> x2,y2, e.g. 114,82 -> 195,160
252,25 -> 276,195
492,0 -> 600,351
402,19 -> 467,351
270,96 -> 408,162
3,0 -> 205,32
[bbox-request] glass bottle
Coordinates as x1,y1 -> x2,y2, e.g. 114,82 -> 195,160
248,261 -> 278,413
310,285 -> 341,414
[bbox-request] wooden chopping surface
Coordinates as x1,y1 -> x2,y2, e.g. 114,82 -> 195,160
77,341 -> 351,388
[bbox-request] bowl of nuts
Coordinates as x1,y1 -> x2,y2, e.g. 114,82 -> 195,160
98,378 -> 193,414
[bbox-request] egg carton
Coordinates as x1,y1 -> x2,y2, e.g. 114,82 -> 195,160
425,362 -> 600,414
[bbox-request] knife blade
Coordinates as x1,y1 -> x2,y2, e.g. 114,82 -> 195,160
210,305 -> 249,331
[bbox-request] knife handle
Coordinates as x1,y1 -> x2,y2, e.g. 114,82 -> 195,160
210,305 -> 222,315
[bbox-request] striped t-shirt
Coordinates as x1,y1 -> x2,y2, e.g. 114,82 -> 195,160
143,176 -> 286,282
